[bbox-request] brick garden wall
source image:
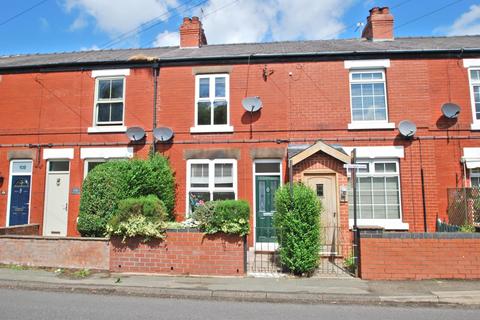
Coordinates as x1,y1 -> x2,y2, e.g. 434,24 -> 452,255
110,230 -> 245,276
0,235 -> 109,270
360,231 -> 480,280
0,224 -> 40,236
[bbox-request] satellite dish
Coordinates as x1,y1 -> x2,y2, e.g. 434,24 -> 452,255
153,127 -> 174,142
441,103 -> 460,119
126,127 -> 146,141
242,96 -> 263,112
398,120 -> 417,138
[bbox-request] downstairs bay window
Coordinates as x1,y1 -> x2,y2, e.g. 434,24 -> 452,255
471,168 -> 480,187
348,159 -> 407,229
186,159 -> 237,214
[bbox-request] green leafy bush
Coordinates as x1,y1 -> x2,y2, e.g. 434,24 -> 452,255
274,183 -> 322,276
192,200 -> 250,236
78,155 -> 175,237
106,195 -> 167,241
459,223 -> 476,233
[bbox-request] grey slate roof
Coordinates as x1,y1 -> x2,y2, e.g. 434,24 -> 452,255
1,35 -> 480,70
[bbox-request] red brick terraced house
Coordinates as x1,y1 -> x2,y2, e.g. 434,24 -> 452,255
1,7 -> 480,259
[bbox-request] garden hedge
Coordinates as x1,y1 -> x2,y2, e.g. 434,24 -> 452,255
192,199 -> 250,236
77,154 -> 175,237
274,183 -> 322,275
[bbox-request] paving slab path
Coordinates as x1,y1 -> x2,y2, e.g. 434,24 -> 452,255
0,268 -> 479,307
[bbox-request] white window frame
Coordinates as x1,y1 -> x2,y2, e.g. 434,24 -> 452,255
190,74 -> 233,133
348,69 -> 395,130
186,159 -> 237,215
83,159 -> 107,179
468,68 -> 480,130
92,76 -> 126,127
470,168 -> 480,187
83,158 -> 128,179
348,158 -> 408,230
6,159 -> 33,227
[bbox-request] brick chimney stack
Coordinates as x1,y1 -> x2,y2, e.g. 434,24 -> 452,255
180,16 -> 207,48
361,7 -> 394,41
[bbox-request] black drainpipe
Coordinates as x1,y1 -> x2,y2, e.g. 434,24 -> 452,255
152,62 -> 160,154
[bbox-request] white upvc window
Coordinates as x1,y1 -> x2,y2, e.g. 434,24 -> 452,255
348,159 -> 406,229
191,74 -> 233,133
468,69 -> 480,128
83,159 -> 107,179
470,168 -> 480,187
348,70 -> 394,130
186,159 -> 237,214
83,158 -> 127,179
94,77 -> 125,126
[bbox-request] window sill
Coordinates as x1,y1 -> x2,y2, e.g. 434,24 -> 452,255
471,123 -> 480,131
349,219 -> 409,230
87,126 -> 127,134
348,122 -> 395,130
190,125 -> 234,133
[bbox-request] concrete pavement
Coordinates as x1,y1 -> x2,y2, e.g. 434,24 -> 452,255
0,267 -> 479,307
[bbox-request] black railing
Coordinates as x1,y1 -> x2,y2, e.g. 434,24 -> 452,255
248,226 -> 355,276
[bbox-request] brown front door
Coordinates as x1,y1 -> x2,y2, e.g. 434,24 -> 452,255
305,174 -> 339,255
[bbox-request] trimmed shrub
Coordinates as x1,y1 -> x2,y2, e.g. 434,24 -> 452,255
141,154 -> 175,218
192,200 -> 250,236
78,160 -> 131,237
78,155 -> 175,237
191,202 -> 216,228
274,183 -> 322,276
106,195 -> 167,242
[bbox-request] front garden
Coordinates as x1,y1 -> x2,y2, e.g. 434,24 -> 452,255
78,154 -> 250,241
78,155 -> 325,277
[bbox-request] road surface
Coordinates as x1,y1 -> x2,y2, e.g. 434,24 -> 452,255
0,288 -> 478,320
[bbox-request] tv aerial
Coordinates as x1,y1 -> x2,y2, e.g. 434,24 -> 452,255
153,127 -> 174,142
125,127 -> 146,141
398,120 -> 417,139
242,96 -> 263,113
441,103 -> 460,119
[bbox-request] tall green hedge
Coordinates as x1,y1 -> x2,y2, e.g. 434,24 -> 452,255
77,154 -> 175,237
274,183 -> 322,275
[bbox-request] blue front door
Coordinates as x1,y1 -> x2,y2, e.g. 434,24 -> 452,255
9,175 -> 31,226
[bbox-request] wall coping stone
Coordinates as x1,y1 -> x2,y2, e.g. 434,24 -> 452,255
0,224 -> 40,230
165,228 -> 201,233
360,232 -> 480,239
0,235 -> 109,242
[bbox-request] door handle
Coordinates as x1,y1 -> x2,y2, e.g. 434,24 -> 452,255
64,203 -> 68,211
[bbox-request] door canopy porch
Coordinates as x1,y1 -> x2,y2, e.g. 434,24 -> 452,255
288,140 -> 351,167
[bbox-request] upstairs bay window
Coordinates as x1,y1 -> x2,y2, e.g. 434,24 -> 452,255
94,77 -> 125,126
187,159 -> 237,214
191,74 -> 232,133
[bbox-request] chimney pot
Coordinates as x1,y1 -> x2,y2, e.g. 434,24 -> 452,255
362,6 -> 394,41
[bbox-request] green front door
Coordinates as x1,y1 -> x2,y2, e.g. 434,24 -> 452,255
255,176 -> 280,243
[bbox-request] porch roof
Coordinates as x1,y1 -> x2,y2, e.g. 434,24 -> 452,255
288,141 -> 351,166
